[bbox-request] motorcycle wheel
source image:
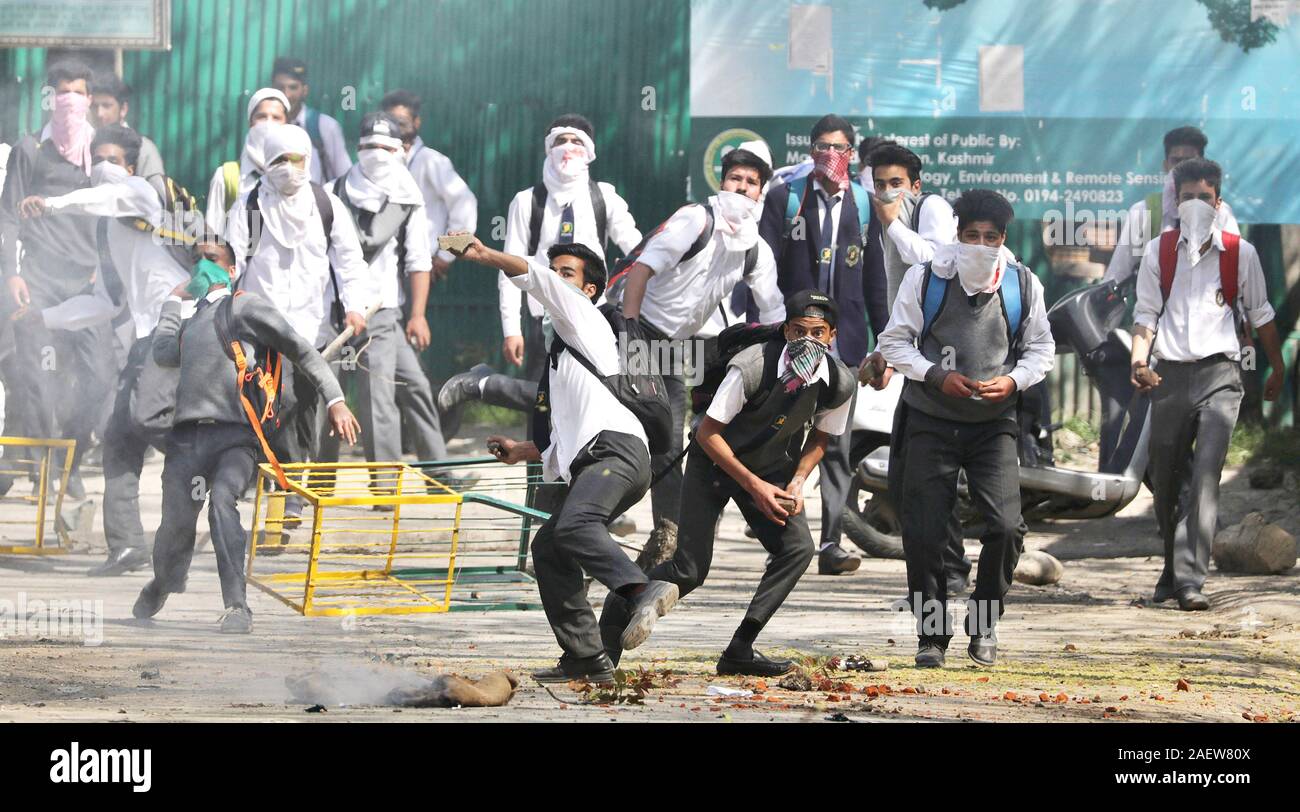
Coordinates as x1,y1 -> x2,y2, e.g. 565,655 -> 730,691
842,474 -> 906,560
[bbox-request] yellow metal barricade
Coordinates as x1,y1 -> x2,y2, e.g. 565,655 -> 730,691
245,459 -> 551,616
0,437 -> 75,555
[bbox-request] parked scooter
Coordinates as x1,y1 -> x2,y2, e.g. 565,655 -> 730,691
841,280 -> 1152,559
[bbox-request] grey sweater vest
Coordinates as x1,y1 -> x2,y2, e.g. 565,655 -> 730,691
716,340 -> 854,478
902,278 -> 1020,423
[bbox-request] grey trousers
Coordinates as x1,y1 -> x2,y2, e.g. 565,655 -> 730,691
531,430 -> 651,660
1147,355 -> 1242,600
151,422 -> 258,609
818,385 -> 857,547
886,401 -> 972,582
102,336 -> 167,552
355,307 -> 447,463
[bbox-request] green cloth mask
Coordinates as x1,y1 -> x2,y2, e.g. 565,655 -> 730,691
187,258 -> 230,299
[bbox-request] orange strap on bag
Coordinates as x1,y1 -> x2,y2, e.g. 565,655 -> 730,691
230,340 -> 289,489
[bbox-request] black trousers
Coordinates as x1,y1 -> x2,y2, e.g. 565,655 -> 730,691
887,402 -> 972,582
603,450 -> 815,649
150,422 -> 258,609
900,409 -> 1023,645
102,336 -> 167,552
531,430 -> 651,659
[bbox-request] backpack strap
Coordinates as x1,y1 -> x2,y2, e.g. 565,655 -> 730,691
222,161 -> 241,212
215,293 -> 288,488
310,182 -> 342,330
848,181 -> 871,232
589,177 -> 608,249
1146,191 -> 1164,237
681,202 -> 715,263
783,177 -> 807,234
305,108 -> 324,150
1158,229 -> 1179,303
527,184 -> 547,257
919,263 -> 947,341
744,244 -> 759,275
243,184 -> 262,266
911,192 -> 933,232
1001,261 -> 1024,344
1219,231 -> 1240,309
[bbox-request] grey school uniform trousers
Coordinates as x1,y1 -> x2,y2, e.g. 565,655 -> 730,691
353,307 -> 447,464
1147,355 -> 1243,600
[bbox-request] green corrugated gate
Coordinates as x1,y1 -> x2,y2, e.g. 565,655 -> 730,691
1,0 -> 692,380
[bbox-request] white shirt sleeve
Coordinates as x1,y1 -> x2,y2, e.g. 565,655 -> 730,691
602,184 -> 642,255
508,261 -> 617,373
1238,241 -> 1275,329
813,395 -> 852,435
498,192 -> 529,338
886,195 -> 955,266
636,205 -> 705,274
41,290 -> 119,331
205,165 -> 229,239
402,201 -> 434,274
705,366 -> 748,424
1132,238 -> 1163,333
325,193 -> 376,315
225,194 -> 251,280
876,264 -> 934,381
426,151 -> 477,264
319,115 -> 353,184
746,240 -> 786,323
45,178 -> 161,223
1007,272 -> 1056,392
1104,201 -> 1146,285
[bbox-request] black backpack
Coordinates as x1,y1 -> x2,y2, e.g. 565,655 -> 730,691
211,292 -> 290,487
605,202 -> 759,306
527,177 -> 606,256
242,181 -> 343,333
542,303 -> 674,455
689,322 -> 784,415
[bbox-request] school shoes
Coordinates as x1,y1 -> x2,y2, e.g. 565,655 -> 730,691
532,652 -> 616,684
620,580 -> 680,651
437,363 -> 493,440
87,547 -> 151,577
132,580 -> 169,620
818,544 -> 860,575
967,632 -> 997,667
716,650 -> 792,677
219,605 -> 253,634
915,640 -> 947,668
1176,587 -> 1210,611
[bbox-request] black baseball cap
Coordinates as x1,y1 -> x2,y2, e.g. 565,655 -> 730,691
272,57 -> 308,81
785,289 -> 838,329
359,112 -> 402,142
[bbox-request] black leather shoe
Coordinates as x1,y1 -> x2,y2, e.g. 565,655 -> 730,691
63,473 -> 86,501
1176,587 -> 1210,611
532,652 -> 616,684
437,363 -> 493,440
716,650 -> 792,677
620,581 -> 679,651
915,641 -> 947,668
132,580 -> 168,620
967,632 -> 997,667
87,547 -> 151,577
818,544 -> 860,575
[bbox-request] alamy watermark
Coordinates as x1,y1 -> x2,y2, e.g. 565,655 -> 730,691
0,592 -> 104,647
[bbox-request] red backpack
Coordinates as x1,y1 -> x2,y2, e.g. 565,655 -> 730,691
1157,229 -> 1251,344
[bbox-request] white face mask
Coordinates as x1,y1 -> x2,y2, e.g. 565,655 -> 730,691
714,191 -> 760,250
358,147 -> 400,183
548,143 -> 589,180
243,121 -> 281,174
90,161 -> 129,186
1178,198 -> 1218,266
953,242 -> 1005,296
267,161 -> 308,196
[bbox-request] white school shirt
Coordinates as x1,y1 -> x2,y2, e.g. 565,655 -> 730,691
295,106 -> 353,185
368,199 -> 434,311
1132,229 -> 1273,363
883,195 -> 957,278
405,137 -> 478,265
1104,197 -> 1238,285
707,352 -> 852,436
498,181 -> 641,337
225,188 -> 377,345
509,261 -> 648,483
634,201 -> 785,339
42,177 -> 190,338
877,260 -> 1056,393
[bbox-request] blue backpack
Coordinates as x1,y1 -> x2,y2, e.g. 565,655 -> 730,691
782,176 -> 872,237
919,260 -> 1029,346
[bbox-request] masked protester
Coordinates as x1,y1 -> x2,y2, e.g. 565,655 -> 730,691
601,290 -> 854,678
380,89 -> 477,283
19,124 -> 191,576
132,240 -> 361,634
878,189 -> 1055,669
270,56 -> 353,185
203,87 -> 293,237
224,123 -> 375,476
1129,159 -> 1284,612
753,113 -> 889,576
327,112 -> 467,487
609,146 -> 786,566
0,61 -> 109,499
1098,126 -> 1241,465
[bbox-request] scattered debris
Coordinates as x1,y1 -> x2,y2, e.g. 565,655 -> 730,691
1014,550 -> 1064,586
1248,465 -> 1283,490
139,669 -> 161,680
1213,513 -> 1296,574
706,685 -> 752,698
305,704 -> 327,713
841,655 -> 888,672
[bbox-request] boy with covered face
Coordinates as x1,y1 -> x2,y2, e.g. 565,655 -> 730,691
1129,158 -> 1282,612
878,190 -> 1055,668
602,290 -> 855,678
